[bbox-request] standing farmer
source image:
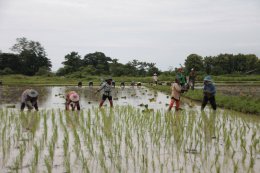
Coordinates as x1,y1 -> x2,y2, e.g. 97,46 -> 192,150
153,73 -> 158,85
21,89 -> 39,111
168,78 -> 182,111
201,76 -> 217,111
176,68 -> 186,87
189,68 -> 196,90
65,91 -> 80,111
96,77 -> 113,108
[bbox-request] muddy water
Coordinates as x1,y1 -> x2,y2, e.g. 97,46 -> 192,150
216,85 -> 260,97
0,86 -> 192,110
194,84 -> 260,97
0,86 -> 260,173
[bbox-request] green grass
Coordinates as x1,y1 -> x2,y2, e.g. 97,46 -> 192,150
146,85 -> 260,115
1,74 -> 260,85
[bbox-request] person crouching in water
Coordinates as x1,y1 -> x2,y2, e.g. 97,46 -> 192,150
65,91 -> 80,111
21,89 -> 39,111
168,78 -> 182,111
96,78 -> 113,108
201,76 -> 217,111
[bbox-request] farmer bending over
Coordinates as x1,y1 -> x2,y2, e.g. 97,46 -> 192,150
201,76 -> 217,111
21,89 -> 39,111
96,77 -> 113,108
168,78 -> 182,111
66,91 -> 80,111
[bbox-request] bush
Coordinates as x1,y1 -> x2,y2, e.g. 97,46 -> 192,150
0,67 -> 14,75
35,67 -> 54,76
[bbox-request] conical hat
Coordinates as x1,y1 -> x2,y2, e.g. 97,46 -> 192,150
69,93 -> 79,102
204,75 -> 212,81
28,89 -> 38,98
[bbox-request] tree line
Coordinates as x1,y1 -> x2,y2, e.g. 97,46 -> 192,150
0,38 -> 52,76
184,54 -> 260,75
1,37 -> 259,76
56,51 -> 160,77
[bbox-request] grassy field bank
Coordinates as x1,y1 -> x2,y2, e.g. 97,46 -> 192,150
0,74 -> 260,86
146,85 -> 260,115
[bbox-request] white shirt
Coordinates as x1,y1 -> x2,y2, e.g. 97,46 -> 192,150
99,82 -> 113,96
153,75 -> 158,81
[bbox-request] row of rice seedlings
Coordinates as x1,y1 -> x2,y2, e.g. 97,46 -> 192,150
9,141 -> 26,171
29,143 -> 40,173
44,115 -> 59,173
1,104 -> 260,172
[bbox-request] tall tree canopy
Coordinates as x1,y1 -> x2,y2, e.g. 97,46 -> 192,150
184,53 -> 260,75
184,54 -> 204,72
0,37 -> 52,75
57,52 -> 160,76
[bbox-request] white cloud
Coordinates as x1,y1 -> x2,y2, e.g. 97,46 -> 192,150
0,0 -> 260,71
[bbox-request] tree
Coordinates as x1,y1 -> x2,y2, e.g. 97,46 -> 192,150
62,52 -> 82,72
203,56 -> 214,74
0,53 -> 22,73
56,66 -> 75,76
10,37 -> 52,75
0,67 -> 14,75
83,52 -> 112,74
184,54 -> 203,72
35,67 -> 53,76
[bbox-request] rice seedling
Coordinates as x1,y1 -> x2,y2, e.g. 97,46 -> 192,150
0,84 -> 260,173
64,152 -> 71,173
44,156 -> 52,173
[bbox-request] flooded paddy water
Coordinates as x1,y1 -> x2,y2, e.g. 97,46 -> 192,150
0,86 -> 260,173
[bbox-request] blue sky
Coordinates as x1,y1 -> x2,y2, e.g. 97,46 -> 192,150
0,0 -> 260,71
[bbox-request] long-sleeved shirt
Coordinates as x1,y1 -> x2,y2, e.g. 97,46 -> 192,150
153,76 -> 158,82
171,82 -> 182,100
66,91 -> 80,110
177,73 -> 186,86
98,82 -> 113,96
21,89 -> 38,110
203,82 -> 216,96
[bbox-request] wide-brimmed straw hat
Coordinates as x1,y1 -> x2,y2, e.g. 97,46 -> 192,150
203,75 -> 212,82
28,89 -> 38,98
69,93 -> 79,102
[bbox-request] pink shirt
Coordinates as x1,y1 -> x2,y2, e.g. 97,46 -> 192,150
171,83 -> 182,100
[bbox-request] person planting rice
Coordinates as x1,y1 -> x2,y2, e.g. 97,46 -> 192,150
120,81 -> 125,88
65,91 -> 80,111
168,78 -> 182,111
96,77 -> 113,108
153,73 -> 158,85
21,89 -> 39,111
112,80 -> 116,87
201,75 -> 217,111
78,81 -> 82,87
89,81 -> 94,87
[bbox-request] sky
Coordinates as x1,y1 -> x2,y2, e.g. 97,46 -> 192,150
0,0 -> 260,71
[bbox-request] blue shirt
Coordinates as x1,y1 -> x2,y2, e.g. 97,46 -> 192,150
203,82 -> 216,96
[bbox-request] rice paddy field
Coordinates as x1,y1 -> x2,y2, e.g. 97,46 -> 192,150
0,86 -> 260,173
